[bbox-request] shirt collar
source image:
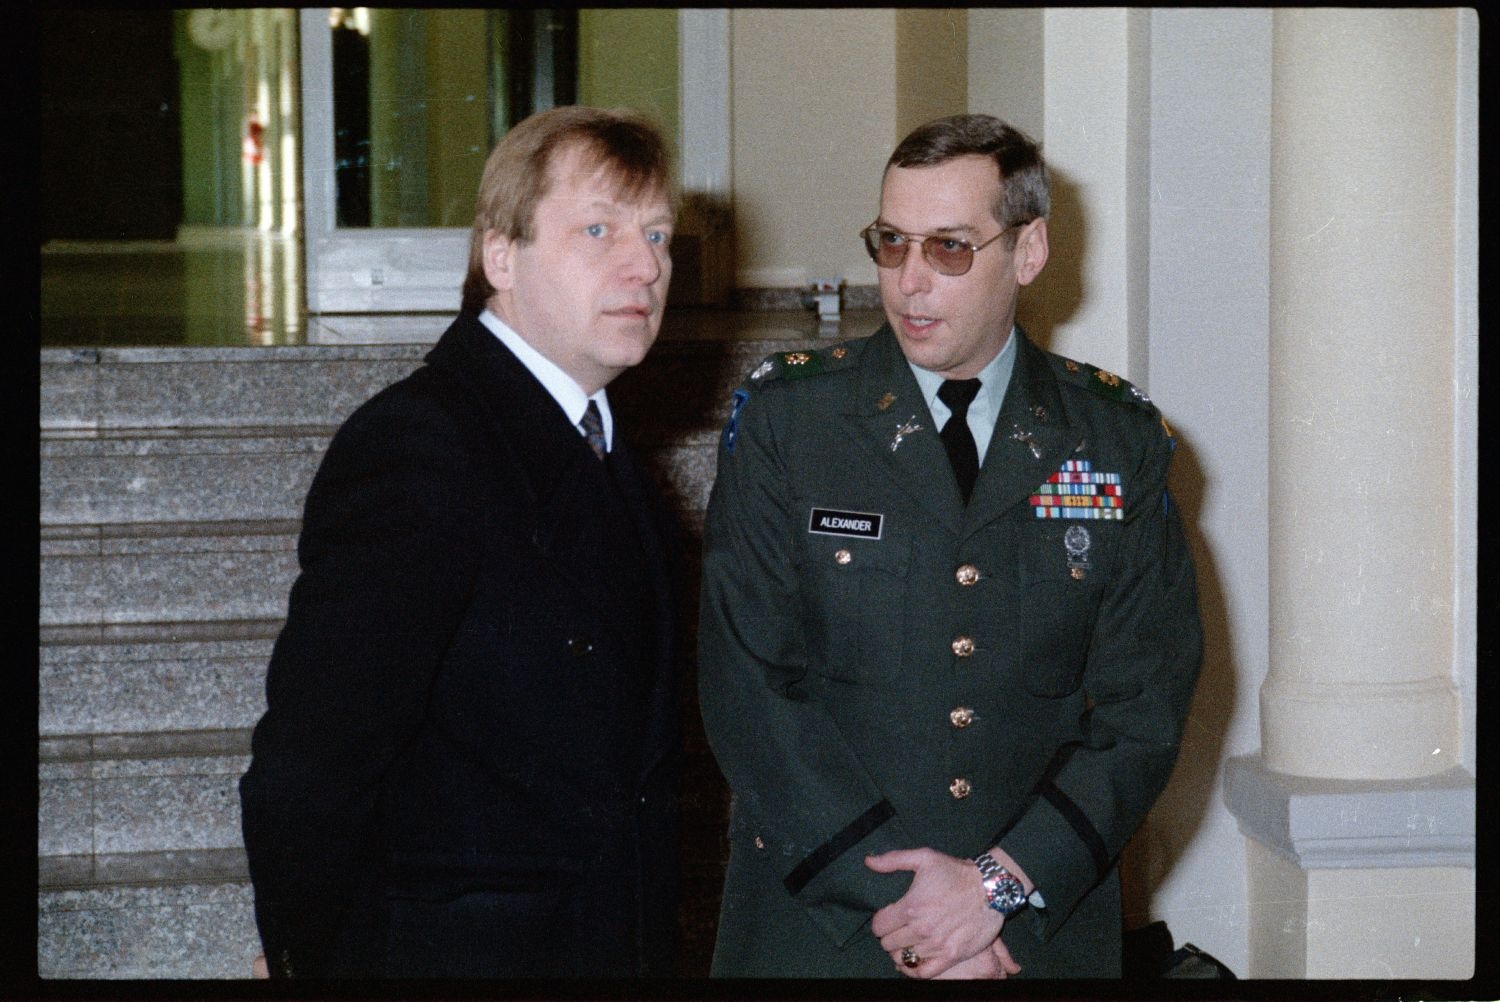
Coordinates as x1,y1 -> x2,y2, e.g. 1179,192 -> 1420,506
908,324 -> 1018,418
478,309 -> 613,449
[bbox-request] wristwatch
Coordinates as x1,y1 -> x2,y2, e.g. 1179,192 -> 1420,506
973,852 -> 1029,917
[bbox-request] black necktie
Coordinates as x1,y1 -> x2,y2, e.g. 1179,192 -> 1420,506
580,399 -> 607,459
938,378 -> 982,503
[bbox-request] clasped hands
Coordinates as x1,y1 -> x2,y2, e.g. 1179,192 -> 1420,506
866,846 -> 1026,979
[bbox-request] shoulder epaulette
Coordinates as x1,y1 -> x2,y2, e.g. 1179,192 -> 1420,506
1054,354 -> 1176,443
1055,355 -> 1155,408
742,341 -> 860,387
721,341 -> 861,454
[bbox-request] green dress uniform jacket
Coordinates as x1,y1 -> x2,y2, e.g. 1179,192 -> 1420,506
697,324 -> 1202,978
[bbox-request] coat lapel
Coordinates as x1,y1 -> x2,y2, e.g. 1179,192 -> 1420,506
845,326 -> 965,536
962,331 -> 1084,536
424,313 -> 594,521
425,315 -> 677,757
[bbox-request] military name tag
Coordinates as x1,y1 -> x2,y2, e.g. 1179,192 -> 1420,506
808,508 -> 883,539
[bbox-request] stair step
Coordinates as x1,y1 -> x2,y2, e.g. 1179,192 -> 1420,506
40,522 -> 299,628
40,730 -> 252,862
41,346 -> 425,433
41,634 -> 274,737
41,431 -> 331,525
39,879 -> 259,979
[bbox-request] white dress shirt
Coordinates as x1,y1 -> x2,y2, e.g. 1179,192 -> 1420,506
907,324 -> 1019,466
477,308 -> 614,452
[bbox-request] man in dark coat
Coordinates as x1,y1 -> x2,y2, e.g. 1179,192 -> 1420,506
240,106 -> 681,979
698,114 -> 1202,979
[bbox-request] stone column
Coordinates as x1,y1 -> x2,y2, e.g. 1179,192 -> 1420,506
1226,8 -> 1474,978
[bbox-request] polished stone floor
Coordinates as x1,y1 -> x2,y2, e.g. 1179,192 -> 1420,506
41,229 -> 884,348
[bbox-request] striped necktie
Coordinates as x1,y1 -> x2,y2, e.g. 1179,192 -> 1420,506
580,399 -> 607,459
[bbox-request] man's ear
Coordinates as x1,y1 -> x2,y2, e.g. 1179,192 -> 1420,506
1014,217 -> 1049,287
481,229 -> 516,293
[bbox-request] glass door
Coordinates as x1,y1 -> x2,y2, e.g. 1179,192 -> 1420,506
301,7 -> 722,315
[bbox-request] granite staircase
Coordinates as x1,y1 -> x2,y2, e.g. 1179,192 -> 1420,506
37,314 -> 858,978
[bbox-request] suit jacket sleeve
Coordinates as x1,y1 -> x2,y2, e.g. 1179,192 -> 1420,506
239,387 -> 484,975
698,384 -> 921,949
1000,410 -> 1202,938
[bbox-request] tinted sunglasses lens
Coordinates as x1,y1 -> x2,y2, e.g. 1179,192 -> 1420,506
864,228 -> 902,267
924,238 -> 972,276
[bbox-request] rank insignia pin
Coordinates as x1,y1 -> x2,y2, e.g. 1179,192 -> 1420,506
890,415 -> 923,452
832,346 -> 848,359
1064,525 -> 1091,580
877,392 -> 896,411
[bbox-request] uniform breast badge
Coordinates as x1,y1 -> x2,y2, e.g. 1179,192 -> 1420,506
1030,459 -> 1124,520
890,415 -> 923,452
1064,525 -> 1091,580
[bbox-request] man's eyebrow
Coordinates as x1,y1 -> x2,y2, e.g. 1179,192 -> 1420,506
875,218 -> 977,237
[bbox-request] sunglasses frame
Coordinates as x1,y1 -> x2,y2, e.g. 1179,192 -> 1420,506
859,222 -> 1009,277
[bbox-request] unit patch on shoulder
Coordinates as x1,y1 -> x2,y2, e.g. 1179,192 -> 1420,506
722,388 -> 751,453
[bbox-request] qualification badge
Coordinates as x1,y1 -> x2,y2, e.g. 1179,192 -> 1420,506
1064,525 -> 1091,580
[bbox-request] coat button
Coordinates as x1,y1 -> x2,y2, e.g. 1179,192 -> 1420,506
567,637 -> 594,656
834,548 -> 852,565
951,635 -> 975,658
949,777 -> 972,799
955,564 -> 980,586
754,835 -> 765,849
949,706 -> 974,729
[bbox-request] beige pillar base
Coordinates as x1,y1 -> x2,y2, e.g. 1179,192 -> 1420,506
1225,755 -> 1474,979
1246,839 -> 1474,979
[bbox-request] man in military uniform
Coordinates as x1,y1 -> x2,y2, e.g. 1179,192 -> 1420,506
697,114 -> 1202,979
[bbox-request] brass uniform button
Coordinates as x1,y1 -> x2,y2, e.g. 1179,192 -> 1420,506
949,777 -> 972,799
834,549 -> 852,565
949,706 -> 974,729
567,637 -> 593,657
955,564 -> 980,586
951,636 -> 975,658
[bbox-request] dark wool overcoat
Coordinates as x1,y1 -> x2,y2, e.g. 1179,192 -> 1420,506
241,312 -> 680,978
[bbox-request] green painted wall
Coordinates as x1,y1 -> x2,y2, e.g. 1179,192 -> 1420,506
578,9 -> 679,156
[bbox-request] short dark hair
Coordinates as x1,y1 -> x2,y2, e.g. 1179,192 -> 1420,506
461,106 -> 675,314
887,114 -> 1049,244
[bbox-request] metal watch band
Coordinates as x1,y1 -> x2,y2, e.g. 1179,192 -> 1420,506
973,852 -> 1029,917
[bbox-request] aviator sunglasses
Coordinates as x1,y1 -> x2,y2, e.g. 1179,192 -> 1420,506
859,223 -> 1009,277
